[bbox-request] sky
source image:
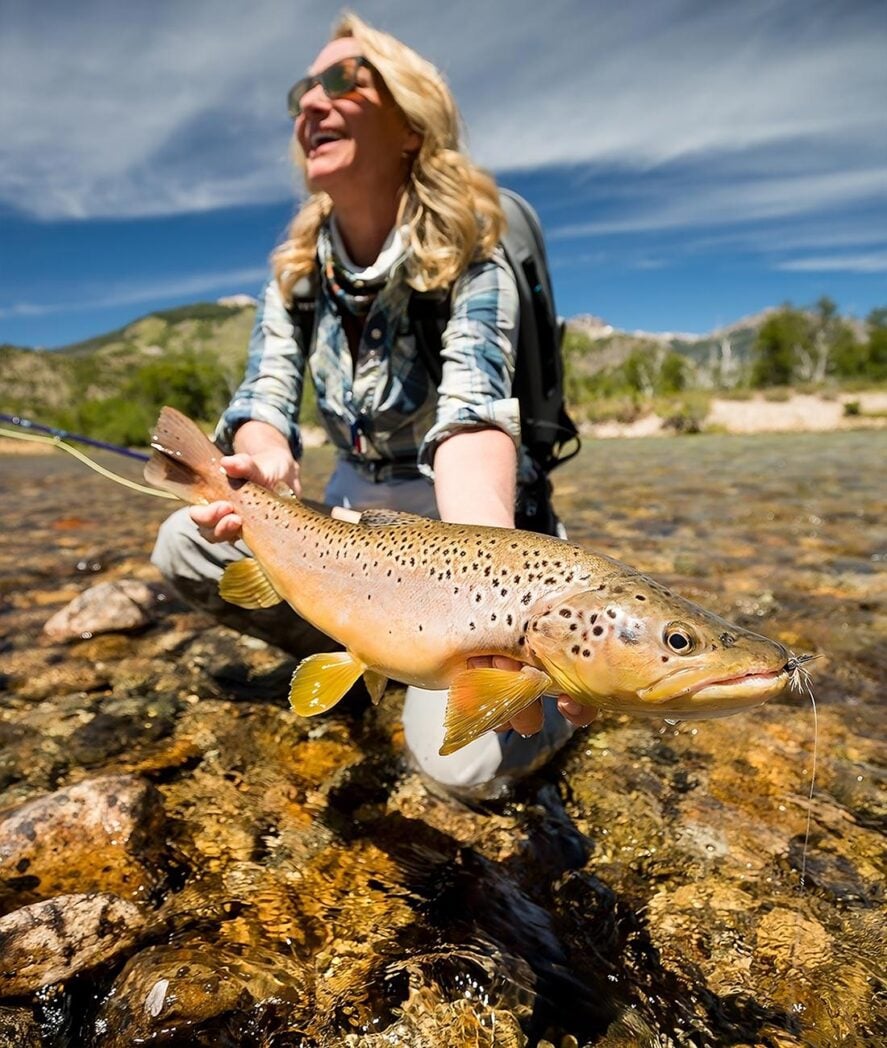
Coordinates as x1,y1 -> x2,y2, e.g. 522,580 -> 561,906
1,0 -> 886,349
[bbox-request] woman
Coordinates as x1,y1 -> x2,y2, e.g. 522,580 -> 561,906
152,13 -> 595,794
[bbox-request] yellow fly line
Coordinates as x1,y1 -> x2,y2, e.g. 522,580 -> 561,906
0,426 -> 177,500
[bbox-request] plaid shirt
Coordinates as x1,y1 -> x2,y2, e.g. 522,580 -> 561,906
215,244 -> 520,478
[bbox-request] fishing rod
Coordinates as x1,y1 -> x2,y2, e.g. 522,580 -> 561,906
0,412 -> 150,461
0,411 -> 330,514
0,412 -> 175,499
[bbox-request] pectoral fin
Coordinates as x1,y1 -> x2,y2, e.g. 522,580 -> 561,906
440,667 -> 553,756
363,670 -> 388,705
289,652 -> 366,716
219,558 -> 282,609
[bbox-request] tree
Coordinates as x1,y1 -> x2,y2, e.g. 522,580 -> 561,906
751,306 -> 809,387
865,307 -> 887,381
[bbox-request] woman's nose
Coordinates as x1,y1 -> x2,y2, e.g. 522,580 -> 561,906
298,81 -> 331,116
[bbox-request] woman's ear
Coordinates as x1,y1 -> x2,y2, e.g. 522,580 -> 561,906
402,127 -> 423,157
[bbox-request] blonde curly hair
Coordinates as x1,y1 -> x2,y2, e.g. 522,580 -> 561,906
272,11 -> 505,301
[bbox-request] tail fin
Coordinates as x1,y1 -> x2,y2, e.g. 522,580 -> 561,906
143,407 -> 230,505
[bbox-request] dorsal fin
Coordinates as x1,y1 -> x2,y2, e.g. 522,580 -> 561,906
358,508 -> 427,528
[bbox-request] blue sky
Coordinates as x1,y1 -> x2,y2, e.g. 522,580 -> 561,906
1,0 -> 885,349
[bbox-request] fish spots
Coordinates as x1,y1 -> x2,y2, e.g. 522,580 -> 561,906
635,594 -> 647,601
559,609 -> 572,618
606,609 -> 617,619
582,648 -> 591,658
590,613 -> 598,624
720,632 -> 737,648
593,625 -> 604,636
521,593 -> 532,606
571,644 -> 580,655
506,614 -> 513,626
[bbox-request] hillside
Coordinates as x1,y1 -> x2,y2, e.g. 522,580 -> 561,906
1,297 -> 883,445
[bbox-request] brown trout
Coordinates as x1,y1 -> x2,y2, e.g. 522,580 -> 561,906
146,407 -> 797,754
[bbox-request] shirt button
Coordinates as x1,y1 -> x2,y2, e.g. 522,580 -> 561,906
370,328 -> 382,340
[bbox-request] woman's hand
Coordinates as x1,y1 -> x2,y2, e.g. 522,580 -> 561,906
191,433 -> 301,544
466,654 -> 598,736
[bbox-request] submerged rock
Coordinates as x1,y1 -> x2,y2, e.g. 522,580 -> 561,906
0,893 -> 146,996
0,774 -> 169,911
43,579 -> 169,641
0,1007 -> 41,1048
93,940 -> 308,1046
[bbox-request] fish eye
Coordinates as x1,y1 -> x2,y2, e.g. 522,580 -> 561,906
663,623 -> 698,655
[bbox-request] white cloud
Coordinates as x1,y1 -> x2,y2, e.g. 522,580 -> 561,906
0,266 -> 268,319
548,167 -> 887,240
1,0 -> 884,221
776,252 -> 887,273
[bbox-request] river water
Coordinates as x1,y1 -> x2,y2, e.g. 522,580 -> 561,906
0,430 -> 884,1046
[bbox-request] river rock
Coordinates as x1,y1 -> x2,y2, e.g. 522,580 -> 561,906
43,580 -> 166,641
0,893 -> 146,995
0,774 -> 168,910
0,1007 -> 41,1048
93,940 -> 308,1046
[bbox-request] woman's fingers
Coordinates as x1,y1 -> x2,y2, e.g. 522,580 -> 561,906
190,501 -> 243,543
557,696 -> 599,727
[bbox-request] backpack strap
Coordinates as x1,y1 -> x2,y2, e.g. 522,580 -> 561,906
408,290 -> 448,387
289,271 -> 318,352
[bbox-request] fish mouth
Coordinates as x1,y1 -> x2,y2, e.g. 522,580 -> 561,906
639,666 -> 790,707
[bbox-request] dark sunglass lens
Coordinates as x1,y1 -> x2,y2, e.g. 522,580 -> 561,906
322,59 -> 359,98
287,78 -> 310,116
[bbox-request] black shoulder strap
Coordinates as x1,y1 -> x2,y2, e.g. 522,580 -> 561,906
289,271 -> 318,352
408,290 -> 448,387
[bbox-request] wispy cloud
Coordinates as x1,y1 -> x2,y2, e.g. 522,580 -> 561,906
0,267 -> 267,319
776,252 -> 887,273
1,0 -> 885,221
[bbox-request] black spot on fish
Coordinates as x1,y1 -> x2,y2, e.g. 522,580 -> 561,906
720,632 -> 737,648
593,625 -> 604,636
571,644 -> 580,654
522,593 -> 532,605
506,614 -> 513,626
582,649 -> 591,658
559,608 -> 572,618
590,613 -> 597,624
607,609 -> 617,618
635,594 -> 646,601
661,656 -> 669,662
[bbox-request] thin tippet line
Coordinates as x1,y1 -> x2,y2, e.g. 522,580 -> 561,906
0,426 -> 176,500
798,669 -> 818,892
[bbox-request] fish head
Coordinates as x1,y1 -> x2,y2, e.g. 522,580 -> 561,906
525,575 -> 792,719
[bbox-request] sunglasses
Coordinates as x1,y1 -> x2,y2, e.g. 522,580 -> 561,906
287,56 -> 376,118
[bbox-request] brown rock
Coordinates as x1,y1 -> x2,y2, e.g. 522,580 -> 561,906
43,580 -> 165,641
93,940 -> 307,1046
0,774 -> 168,911
0,1006 -> 42,1048
0,893 -> 146,995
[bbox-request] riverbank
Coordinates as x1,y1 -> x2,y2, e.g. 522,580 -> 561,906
586,389 -> 887,439
2,390 -> 886,456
